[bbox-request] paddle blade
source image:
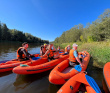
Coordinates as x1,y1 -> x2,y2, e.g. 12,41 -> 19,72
74,65 -> 82,72
0,60 -> 9,63
32,57 -> 41,60
85,75 -> 101,93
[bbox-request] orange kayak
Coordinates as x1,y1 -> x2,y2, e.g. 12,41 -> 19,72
57,72 -> 101,93
13,54 -> 69,75
0,54 -> 39,73
49,51 -> 90,84
103,62 -> 110,92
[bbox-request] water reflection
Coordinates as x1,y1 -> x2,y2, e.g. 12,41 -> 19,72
48,83 -> 61,93
0,71 -> 13,77
13,70 -> 51,93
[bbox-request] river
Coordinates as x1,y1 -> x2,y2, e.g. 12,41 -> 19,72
0,42 -> 105,93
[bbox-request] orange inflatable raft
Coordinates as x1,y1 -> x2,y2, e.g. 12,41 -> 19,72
103,62 -> 110,92
57,72 -> 101,93
49,51 -> 90,84
0,54 -> 39,73
13,54 -> 69,75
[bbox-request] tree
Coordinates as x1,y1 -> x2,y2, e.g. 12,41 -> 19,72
1,23 -> 9,40
0,21 -> 1,40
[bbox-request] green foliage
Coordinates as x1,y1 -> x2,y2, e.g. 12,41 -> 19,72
0,21 -> 1,40
87,36 -> 97,42
78,41 -> 110,67
54,9 -> 110,44
80,35 -> 84,42
0,22 -> 49,44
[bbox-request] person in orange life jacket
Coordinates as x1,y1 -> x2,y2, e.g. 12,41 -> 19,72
17,42 -> 33,61
40,45 -> 45,56
43,43 -> 48,53
64,45 -> 70,55
69,43 -> 83,67
57,46 -> 60,51
40,44 -> 48,56
43,44 -> 58,61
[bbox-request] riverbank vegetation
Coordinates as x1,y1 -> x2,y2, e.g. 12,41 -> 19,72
0,22 -> 49,44
54,9 -> 110,67
54,41 -> 110,68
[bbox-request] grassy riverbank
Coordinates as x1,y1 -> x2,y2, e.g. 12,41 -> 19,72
54,41 -> 110,68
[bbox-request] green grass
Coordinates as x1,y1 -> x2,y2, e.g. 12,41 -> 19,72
54,41 -> 110,68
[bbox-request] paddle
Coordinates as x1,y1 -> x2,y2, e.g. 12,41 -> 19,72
0,60 -> 9,64
32,57 -> 41,60
85,74 -> 101,93
74,65 -> 82,72
59,52 -> 63,53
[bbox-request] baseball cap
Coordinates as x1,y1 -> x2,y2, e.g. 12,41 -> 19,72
72,43 -> 78,47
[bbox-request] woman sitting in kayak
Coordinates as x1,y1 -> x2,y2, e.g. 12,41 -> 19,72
43,44 -> 59,61
40,44 -> 48,56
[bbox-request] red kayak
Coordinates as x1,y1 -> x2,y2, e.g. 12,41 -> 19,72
13,54 -> 69,75
0,54 -> 39,72
49,51 -> 90,84
57,72 -> 101,93
103,62 -> 110,92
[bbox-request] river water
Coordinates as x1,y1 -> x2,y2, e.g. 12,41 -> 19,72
0,42 -> 105,93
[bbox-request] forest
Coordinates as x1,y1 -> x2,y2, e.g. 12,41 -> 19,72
0,22 -> 49,44
54,9 -> 110,44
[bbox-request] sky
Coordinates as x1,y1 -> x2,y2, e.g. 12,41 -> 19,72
0,0 -> 110,42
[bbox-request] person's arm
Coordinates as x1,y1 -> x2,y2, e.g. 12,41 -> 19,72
76,57 -> 82,65
21,48 -> 31,59
40,49 -> 42,55
43,50 -> 49,57
74,51 -> 82,66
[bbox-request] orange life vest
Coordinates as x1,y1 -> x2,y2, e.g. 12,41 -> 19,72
44,46 -> 47,53
17,47 -> 27,59
65,46 -> 68,53
57,47 -> 60,51
69,49 -> 77,62
65,46 -> 70,53
48,49 -> 54,58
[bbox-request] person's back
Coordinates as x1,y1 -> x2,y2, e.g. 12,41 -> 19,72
17,47 -> 26,59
